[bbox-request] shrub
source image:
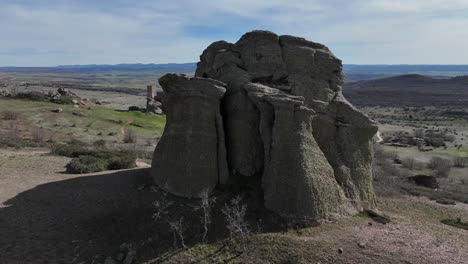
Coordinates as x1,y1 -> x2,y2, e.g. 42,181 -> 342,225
66,155 -> 108,174
414,129 -> 424,138
441,218 -> 468,231
93,139 -> 107,148
0,138 -> 45,149
381,159 -> 401,177
123,128 -> 137,143
374,145 -> 399,160
168,217 -> 186,248
31,127 -> 45,143
444,134 -> 456,143
436,198 -> 456,205
196,189 -> 216,242
453,156 -> 468,168
64,150 -> 136,174
51,143 -> 90,157
2,110 -> 19,120
222,196 -> 250,250
428,157 -> 451,177
402,158 -> 415,170
107,154 -> 137,170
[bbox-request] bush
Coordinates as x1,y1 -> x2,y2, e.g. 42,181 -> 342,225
402,158 -> 415,170
2,110 -> 19,120
380,159 -> 401,177
441,218 -> 468,231
222,195 -> 250,247
51,143 -> 90,157
66,155 -> 108,174
31,127 -> 45,143
93,139 -> 107,148
107,154 -> 137,170
0,138 -> 46,149
428,157 -> 451,177
414,129 -> 424,138
453,156 -> 468,168
436,198 -> 456,205
65,150 -> 136,174
123,128 -> 137,143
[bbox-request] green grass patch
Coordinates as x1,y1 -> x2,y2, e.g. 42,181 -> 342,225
91,107 -> 165,133
401,183 -> 468,204
0,138 -> 49,149
441,218 -> 468,230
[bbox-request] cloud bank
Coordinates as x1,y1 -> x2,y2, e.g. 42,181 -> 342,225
1,0 -> 467,66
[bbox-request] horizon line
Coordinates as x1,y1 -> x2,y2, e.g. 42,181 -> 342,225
2,63 -> 468,68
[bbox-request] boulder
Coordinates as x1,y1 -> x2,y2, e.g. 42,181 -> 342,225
0,90 -> 10,97
151,74 -> 228,197
408,175 -> 439,189
152,31 -> 377,220
146,98 -> 163,115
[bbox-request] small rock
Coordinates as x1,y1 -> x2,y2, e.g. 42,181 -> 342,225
72,99 -> 79,104
338,248 -> 344,254
358,242 -> 366,248
368,222 -> 373,226
52,108 -> 63,113
73,104 -> 79,108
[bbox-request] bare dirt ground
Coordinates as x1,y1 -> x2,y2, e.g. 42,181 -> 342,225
0,148 -> 157,264
1,148 -> 468,264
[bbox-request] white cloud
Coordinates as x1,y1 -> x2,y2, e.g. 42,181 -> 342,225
365,0 -> 468,13
0,0 -> 467,65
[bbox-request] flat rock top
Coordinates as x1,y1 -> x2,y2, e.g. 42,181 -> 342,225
158,73 -> 226,98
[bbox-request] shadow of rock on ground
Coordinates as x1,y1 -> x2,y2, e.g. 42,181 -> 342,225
0,168 -> 158,264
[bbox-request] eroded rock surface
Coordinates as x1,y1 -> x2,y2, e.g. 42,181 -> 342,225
152,31 -> 377,220
151,74 -> 228,197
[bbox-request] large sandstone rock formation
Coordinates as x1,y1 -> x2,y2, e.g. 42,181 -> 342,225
151,74 -> 229,197
152,31 -> 378,220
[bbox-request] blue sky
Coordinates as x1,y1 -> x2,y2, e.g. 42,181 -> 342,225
1,0 -> 468,66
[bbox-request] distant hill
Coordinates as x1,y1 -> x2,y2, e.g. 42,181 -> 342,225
2,64 -> 468,81
0,63 -> 197,74
344,74 -> 468,107
343,64 -> 468,81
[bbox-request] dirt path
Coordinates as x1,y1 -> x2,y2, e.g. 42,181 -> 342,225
376,131 -> 383,143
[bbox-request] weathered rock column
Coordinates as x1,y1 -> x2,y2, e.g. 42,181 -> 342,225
246,83 -> 355,219
151,74 -> 229,197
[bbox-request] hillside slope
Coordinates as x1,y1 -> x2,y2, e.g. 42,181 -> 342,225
344,74 -> 468,107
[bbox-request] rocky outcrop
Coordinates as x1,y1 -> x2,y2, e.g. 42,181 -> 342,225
152,31 -> 377,220
151,74 -> 228,197
245,84 -> 353,219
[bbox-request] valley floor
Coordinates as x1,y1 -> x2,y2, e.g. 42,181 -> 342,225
0,148 -> 467,264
